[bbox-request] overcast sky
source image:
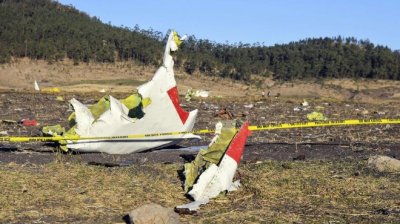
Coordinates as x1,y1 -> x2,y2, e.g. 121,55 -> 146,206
58,0 -> 400,50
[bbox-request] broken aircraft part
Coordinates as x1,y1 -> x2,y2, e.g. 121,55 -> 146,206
43,31 -> 199,154
177,121 -> 251,211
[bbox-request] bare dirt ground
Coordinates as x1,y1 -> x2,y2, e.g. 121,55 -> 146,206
1,91 -> 400,164
1,60 -> 400,223
3,58 -> 400,101
1,91 -> 400,223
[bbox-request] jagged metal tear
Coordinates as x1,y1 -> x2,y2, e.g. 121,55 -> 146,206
176,122 -> 250,211
66,31 -> 199,154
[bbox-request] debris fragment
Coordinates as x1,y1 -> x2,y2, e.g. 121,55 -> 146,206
185,88 -> 193,102
244,104 -> 254,109
0,130 -> 8,135
41,87 -> 61,93
19,119 -> 39,126
183,121 -> 237,192
214,108 -> 234,119
306,111 -> 326,121
42,124 -> 65,136
42,31 -> 199,154
294,100 -> 310,112
361,110 -> 369,115
302,99 -> 309,107
185,89 -> 210,101
34,80 -> 40,91
176,121 -> 251,211
56,96 -> 64,101
194,90 -> 209,98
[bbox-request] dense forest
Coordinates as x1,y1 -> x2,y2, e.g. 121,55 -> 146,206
1,0 -> 400,82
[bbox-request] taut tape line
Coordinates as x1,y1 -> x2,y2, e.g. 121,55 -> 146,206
248,118 -> 400,131
1,118 -> 399,142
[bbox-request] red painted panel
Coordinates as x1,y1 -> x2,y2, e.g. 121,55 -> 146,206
167,86 -> 189,124
225,121 -> 251,164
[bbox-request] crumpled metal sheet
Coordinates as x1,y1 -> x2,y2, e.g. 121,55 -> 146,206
183,120 -> 237,192
178,121 -> 251,211
42,31 -> 199,154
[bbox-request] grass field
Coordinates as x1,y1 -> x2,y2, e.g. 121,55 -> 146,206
1,159 -> 399,223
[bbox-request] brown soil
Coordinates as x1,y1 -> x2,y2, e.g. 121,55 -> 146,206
3,58 -> 400,102
1,60 -> 400,223
1,91 -> 400,165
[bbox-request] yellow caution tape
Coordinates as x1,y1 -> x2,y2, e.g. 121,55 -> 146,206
1,118 -> 399,143
248,118 -> 400,131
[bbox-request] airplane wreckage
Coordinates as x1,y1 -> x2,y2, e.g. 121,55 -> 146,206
39,31 -> 253,210
4,30 -> 400,212
43,31 -> 201,154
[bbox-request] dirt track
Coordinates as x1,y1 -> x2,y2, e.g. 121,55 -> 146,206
1,91 -> 400,165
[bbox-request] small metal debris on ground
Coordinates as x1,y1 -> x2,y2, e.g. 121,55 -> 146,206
34,80 -> 40,91
244,104 -> 254,109
185,88 -> 193,102
302,99 -> 309,107
41,87 -> 61,93
19,119 -> 39,126
306,111 -> 326,121
214,108 -> 234,119
194,90 -> 209,98
185,89 -> 209,101
0,130 -> 8,135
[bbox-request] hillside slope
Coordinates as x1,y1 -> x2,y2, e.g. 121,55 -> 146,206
0,0 -> 399,81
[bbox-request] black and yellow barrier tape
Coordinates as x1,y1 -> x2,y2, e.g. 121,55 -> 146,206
248,118 -> 400,131
0,118 -> 399,143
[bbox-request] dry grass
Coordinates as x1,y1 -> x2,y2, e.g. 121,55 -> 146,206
0,58 -> 251,97
0,159 -> 399,223
0,161 -> 185,223
3,58 -> 400,102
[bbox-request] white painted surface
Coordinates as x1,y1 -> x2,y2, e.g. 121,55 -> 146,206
66,32 -> 199,154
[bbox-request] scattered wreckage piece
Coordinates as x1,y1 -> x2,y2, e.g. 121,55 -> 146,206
185,88 -> 210,101
34,80 -> 40,91
183,120 -> 237,192
194,90 -> 209,98
42,31 -> 199,154
19,119 -> 39,127
307,111 -> 326,121
214,108 -> 234,119
34,80 -> 61,93
176,121 -> 251,212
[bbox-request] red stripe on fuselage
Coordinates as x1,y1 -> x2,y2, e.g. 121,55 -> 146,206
225,121 -> 251,164
167,86 -> 189,124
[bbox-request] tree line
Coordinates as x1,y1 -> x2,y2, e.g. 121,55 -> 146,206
1,0 -> 400,82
